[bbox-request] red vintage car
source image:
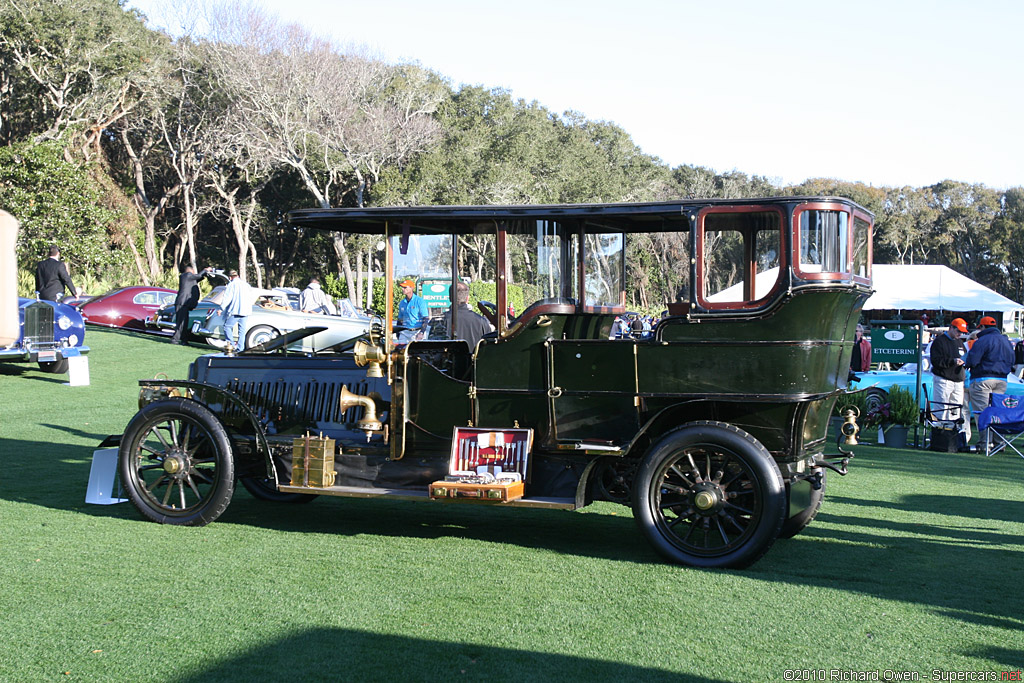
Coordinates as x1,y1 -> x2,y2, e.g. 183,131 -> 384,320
79,286 -> 177,334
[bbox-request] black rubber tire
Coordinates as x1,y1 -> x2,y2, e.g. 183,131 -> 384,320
245,325 -> 279,349
864,389 -> 887,415
38,358 -> 69,374
119,398 -> 235,526
632,420 -> 786,569
239,475 -> 318,503
590,457 -> 636,505
778,470 -> 827,539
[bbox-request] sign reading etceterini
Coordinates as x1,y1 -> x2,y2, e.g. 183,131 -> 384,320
870,326 -> 920,364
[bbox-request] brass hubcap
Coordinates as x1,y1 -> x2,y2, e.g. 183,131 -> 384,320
163,453 -> 187,476
694,491 -> 716,510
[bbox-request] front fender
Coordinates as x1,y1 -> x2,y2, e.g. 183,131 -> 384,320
137,379 -> 277,482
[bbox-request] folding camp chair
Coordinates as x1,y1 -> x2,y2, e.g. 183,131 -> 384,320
977,393 -> 1024,459
922,384 -> 965,452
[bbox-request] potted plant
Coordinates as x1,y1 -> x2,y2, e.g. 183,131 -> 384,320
870,385 -> 919,448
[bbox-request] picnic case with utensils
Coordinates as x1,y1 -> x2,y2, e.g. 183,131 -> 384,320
429,427 -> 533,502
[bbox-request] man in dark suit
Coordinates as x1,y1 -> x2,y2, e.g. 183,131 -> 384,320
171,264 -> 213,344
35,246 -> 79,301
441,281 -> 492,351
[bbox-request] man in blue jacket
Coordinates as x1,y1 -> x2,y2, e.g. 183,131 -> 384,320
964,316 -> 1013,429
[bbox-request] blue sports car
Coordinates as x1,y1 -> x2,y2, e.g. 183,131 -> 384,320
851,365 -> 1024,413
0,298 -> 90,373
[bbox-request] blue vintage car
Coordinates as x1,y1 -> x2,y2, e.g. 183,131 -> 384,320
851,365 -> 1024,412
0,298 -> 89,373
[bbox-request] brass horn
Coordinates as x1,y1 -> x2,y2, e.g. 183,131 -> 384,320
340,385 -> 383,439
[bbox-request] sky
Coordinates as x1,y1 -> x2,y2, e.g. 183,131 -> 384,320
128,0 -> 1023,190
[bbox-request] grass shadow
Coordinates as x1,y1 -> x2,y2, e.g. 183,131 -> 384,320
171,627 -> 729,683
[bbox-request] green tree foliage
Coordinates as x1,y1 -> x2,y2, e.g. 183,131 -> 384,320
2,0 -> 1024,315
0,0 -> 167,152
0,141 -> 132,285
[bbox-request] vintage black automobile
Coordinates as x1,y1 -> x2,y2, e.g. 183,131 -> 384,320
116,197 -> 872,568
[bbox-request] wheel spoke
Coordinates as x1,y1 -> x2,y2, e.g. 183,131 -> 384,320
668,508 -> 695,526
714,517 -> 730,545
162,479 -> 175,506
150,425 -> 171,450
169,420 -> 180,447
725,502 -> 754,516
668,463 -> 695,487
190,467 -> 214,485
178,480 -> 186,510
723,512 -> 747,533
186,475 -> 203,500
185,433 -> 210,458
139,444 -> 163,457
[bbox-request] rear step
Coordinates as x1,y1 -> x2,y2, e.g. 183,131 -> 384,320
276,484 -> 578,510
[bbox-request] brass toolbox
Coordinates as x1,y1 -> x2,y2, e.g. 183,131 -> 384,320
291,433 -> 336,488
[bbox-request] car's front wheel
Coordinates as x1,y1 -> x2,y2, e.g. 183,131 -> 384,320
119,398 -> 235,526
37,358 -> 69,374
245,325 -> 279,349
632,420 -> 786,569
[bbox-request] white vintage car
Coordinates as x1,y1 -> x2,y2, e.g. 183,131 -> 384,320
196,288 -> 370,351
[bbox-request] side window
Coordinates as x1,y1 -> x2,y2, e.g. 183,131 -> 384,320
798,209 -> 848,274
852,216 -> 871,279
699,210 -> 782,308
133,291 -> 157,305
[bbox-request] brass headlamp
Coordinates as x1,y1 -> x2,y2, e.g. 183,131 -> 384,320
353,339 -> 387,378
839,405 -> 861,445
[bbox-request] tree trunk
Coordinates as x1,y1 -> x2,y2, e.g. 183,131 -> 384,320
355,249 -> 364,309
332,233 -> 358,306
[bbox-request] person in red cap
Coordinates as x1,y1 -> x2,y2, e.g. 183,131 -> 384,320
964,314 -> 1014,437
396,277 -> 430,343
930,318 -> 969,438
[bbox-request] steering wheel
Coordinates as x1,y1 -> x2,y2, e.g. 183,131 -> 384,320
367,315 -> 385,346
477,300 -> 499,327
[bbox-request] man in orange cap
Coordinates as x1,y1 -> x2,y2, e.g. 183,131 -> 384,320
396,277 -> 430,343
964,315 -> 1013,435
930,318 -> 968,437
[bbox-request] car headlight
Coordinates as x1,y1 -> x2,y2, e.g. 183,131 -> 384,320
58,315 -> 72,330
68,334 -> 79,346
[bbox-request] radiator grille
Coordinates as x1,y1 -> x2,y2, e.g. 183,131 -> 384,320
24,303 -> 54,345
224,378 -> 372,427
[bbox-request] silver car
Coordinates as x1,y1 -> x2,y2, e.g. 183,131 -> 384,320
197,289 -> 370,351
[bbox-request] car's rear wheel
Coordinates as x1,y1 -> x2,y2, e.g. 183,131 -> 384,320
240,475 -> 318,503
245,325 -> 279,349
37,358 -> 68,374
119,398 -> 235,526
632,420 -> 786,569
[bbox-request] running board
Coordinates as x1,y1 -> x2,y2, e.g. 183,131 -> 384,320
277,484 -> 579,510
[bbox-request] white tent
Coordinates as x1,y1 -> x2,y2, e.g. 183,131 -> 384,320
864,264 -> 1023,315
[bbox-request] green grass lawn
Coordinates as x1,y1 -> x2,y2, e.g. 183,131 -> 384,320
1,327 -> 1022,682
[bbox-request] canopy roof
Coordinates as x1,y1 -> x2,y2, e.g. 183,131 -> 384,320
864,265 -> 1023,313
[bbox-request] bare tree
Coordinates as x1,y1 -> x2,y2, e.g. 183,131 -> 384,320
202,2 -> 441,301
